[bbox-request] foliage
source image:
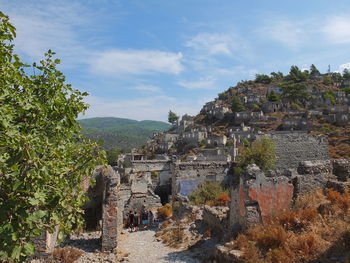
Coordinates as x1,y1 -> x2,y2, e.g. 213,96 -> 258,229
79,117 -> 170,149
168,110 -> 179,124
0,12 -> 105,262
343,68 -> 350,81
290,103 -> 302,110
281,82 -> 310,101
267,91 -> 280,102
231,95 -> 246,112
252,104 -> 261,111
270,71 -> 283,80
212,193 -> 231,206
189,182 -> 228,206
322,91 -> 336,104
309,64 -> 320,76
255,74 -> 272,84
236,137 -> 276,172
287,65 -> 309,82
105,147 -> 121,165
157,203 -> 173,219
343,87 -> 350,95
323,74 -> 333,85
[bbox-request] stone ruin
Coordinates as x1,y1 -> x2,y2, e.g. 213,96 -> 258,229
228,159 -> 350,233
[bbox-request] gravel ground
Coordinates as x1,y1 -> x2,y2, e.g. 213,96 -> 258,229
118,229 -> 202,263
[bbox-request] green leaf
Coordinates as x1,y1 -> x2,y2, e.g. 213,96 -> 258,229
11,246 -> 21,260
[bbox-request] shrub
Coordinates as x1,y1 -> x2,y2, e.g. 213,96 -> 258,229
213,193 -> 231,206
326,189 -> 350,211
231,95 -> 246,112
157,203 -> 173,219
237,137 -> 276,173
248,225 -> 288,251
189,182 -> 227,206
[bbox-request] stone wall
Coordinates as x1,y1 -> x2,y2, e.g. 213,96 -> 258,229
229,159 -> 350,233
229,165 -> 294,231
101,166 -> 120,252
202,205 -> 229,237
171,161 -> 228,198
259,132 -> 329,169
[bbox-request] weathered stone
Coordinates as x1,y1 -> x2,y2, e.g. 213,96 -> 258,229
297,160 -> 332,175
332,159 -> 350,181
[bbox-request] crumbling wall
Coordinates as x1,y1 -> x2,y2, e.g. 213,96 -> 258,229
229,165 -> 294,231
203,205 -> 229,237
259,132 -> 329,169
101,166 -> 120,252
171,161 -> 228,198
229,159 -> 350,233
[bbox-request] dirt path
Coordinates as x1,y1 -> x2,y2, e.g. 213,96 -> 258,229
118,229 -> 201,263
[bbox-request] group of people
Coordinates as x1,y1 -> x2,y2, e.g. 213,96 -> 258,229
124,210 -> 154,232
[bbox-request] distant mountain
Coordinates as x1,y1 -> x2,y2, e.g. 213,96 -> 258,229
78,117 -> 171,149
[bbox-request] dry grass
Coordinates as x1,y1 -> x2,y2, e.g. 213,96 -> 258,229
157,203 -> 173,219
225,187 -> 350,263
52,247 -> 83,263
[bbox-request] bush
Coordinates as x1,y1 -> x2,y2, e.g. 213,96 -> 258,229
189,182 -> 228,206
157,203 -> 173,219
255,74 -> 272,84
237,137 -> 276,173
231,95 -> 246,112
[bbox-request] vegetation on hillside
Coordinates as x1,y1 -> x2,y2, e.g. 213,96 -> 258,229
0,12 -> 105,262
78,117 -> 170,149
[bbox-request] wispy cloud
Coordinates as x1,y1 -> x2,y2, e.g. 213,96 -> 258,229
185,32 -> 248,57
323,16 -> 350,44
0,0 -> 93,65
132,85 -> 162,92
262,19 -> 308,50
91,50 -> 184,75
178,77 -> 216,90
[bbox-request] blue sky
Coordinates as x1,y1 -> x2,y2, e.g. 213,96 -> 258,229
2,0 -> 350,121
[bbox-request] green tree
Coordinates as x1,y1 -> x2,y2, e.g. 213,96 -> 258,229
268,91 -> 280,102
106,147 -> 121,165
309,64 -> 320,76
270,71 -> 284,80
168,110 -> 179,124
343,68 -> 350,81
0,12 -> 105,262
255,74 -> 272,84
287,65 -> 309,82
236,137 -> 276,173
281,82 -> 310,101
231,95 -> 246,112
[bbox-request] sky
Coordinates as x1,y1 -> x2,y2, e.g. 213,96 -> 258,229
1,0 -> 350,122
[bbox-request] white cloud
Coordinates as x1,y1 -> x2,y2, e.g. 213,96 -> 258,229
0,0 -> 92,64
132,85 -> 162,92
323,16 -> 350,44
339,62 -> 350,73
185,32 -> 249,57
178,77 -> 216,90
262,20 -> 307,49
81,95 -> 202,121
91,50 -> 183,75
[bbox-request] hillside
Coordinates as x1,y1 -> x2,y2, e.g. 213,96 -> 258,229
143,65 -> 350,159
78,117 -> 171,149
